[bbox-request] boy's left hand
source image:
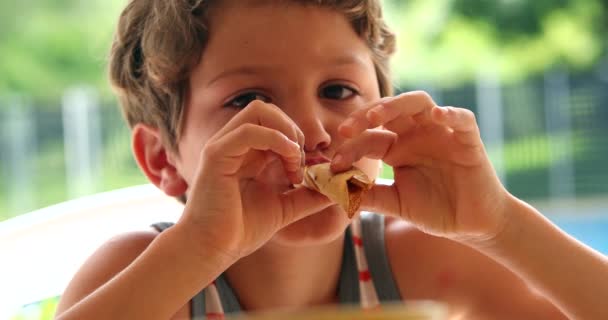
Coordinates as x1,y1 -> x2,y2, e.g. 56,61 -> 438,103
331,91 -> 510,241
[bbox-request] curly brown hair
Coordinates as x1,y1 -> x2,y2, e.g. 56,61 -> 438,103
109,0 -> 396,153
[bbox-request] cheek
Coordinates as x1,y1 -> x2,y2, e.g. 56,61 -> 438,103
174,144 -> 199,188
323,111 -> 349,139
178,113 -> 233,185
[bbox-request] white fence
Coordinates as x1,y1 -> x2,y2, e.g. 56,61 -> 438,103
2,67 -> 608,220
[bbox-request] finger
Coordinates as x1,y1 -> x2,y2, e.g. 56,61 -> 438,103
295,125 -> 305,147
280,186 -> 333,226
214,100 -> 301,146
339,91 -> 436,137
239,152 -> 299,184
330,129 -> 397,173
296,127 -> 305,168
206,124 -> 302,180
206,101 -> 304,182
371,91 -> 436,135
431,106 -> 481,147
360,184 -> 402,218
337,97 -> 393,138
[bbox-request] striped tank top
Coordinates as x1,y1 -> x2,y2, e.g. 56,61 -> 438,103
152,212 -> 401,319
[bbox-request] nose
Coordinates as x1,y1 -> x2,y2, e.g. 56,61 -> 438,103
285,103 -> 331,152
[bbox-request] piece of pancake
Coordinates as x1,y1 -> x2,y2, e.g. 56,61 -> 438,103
301,163 -> 374,218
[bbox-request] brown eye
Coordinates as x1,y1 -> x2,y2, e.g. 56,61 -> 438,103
320,84 -> 358,100
224,92 -> 271,109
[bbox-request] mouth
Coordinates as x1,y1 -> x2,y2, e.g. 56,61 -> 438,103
305,155 -> 331,167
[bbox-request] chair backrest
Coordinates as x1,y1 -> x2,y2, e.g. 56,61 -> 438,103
0,178 -> 395,315
0,184 -> 183,315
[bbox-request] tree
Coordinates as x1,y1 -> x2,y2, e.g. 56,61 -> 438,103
0,0 -> 122,101
384,0 -> 607,87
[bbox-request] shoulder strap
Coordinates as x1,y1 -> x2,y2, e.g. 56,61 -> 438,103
151,222 -> 207,318
359,212 -> 402,302
191,290 -> 205,320
216,275 -> 243,312
150,222 -> 175,232
154,216 -> 401,317
337,226 -> 360,304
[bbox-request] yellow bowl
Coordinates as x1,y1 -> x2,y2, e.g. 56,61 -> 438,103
230,301 -> 448,320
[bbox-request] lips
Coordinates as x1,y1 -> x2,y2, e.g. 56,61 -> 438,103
305,155 -> 331,167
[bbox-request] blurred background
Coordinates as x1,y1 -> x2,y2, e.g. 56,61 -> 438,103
1,0 -> 607,318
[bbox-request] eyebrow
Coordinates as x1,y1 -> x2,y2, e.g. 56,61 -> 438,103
206,65 -> 274,87
205,55 -> 369,87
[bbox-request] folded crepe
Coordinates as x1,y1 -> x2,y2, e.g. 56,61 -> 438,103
301,163 -> 374,218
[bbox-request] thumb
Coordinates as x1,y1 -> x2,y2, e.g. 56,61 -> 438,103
279,186 -> 333,225
361,184 -> 402,217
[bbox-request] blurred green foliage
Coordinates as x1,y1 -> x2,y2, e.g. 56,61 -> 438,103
384,0 -> 607,87
0,0 -> 606,99
0,0 -> 123,99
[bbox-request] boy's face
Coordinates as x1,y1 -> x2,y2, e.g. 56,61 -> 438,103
175,3 -> 382,244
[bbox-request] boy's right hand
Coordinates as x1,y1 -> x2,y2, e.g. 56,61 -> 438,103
175,101 -> 332,261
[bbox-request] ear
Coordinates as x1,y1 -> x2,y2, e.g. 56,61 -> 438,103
132,124 -> 188,197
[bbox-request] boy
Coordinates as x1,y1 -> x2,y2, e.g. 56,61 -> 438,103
55,0 -> 607,319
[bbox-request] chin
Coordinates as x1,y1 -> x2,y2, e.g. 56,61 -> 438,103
270,204 -> 355,247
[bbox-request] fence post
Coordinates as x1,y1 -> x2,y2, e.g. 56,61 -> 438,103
2,95 -> 36,216
476,69 -> 506,184
597,54 -> 608,83
544,68 -> 575,203
62,87 -> 102,199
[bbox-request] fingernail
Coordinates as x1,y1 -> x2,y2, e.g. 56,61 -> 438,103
332,154 -> 344,166
300,147 -> 305,167
297,167 -> 304,183
434,106 -> 448,119
383,95 -> 397,103
367,105 -> 384,122
288,140 -> 301,153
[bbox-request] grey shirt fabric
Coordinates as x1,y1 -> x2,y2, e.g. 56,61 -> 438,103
151,211 -> 401,319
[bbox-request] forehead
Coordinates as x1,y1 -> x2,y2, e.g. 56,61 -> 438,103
193,3 -> 373,82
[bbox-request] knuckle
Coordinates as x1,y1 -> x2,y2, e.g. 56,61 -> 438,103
269,130 -> 285,142
385,130 -> 399,142
232,124 -> 261,146
246,99 -> 267,111
453,107 -> 476,122
412,90 -> 433,101
271,104 -> 285,115
361,129 -> 376,141
245,100 -> 277,118
288,124 -> 299,141
464,108 -> 476,121
296,129 -> 305,143
261,101 -> 283,115
202,141 -> 221,160
270,114 -> 297,141
265,102 -> 280,110
238,123 -> 258,135
269,130 -> 293,148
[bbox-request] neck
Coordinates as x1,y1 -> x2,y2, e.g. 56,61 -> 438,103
224,234 -> 345,311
